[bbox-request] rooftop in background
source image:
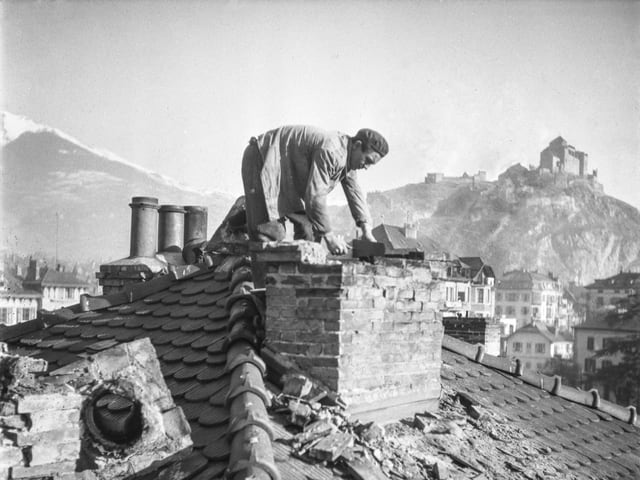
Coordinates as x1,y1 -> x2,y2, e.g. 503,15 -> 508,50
585,272 -> 640,290
497,270 -> 560,290
507,321 -> 574,343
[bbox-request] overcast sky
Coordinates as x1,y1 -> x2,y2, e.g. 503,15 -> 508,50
3,0 -> 639,208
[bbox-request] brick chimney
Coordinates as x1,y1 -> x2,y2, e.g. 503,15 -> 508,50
442,317 -> 501,356
254,241 -> 444,422
158,204 -> 186,253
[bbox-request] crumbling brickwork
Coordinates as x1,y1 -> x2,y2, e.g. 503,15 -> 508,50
255,241 -> 444,421
0,339 -> 191,480
442,317 -> 501,356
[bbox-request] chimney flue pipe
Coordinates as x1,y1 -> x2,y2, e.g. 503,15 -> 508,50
184,206 -> 208,246
129,197 -> 159,258
158,205 -> 186,253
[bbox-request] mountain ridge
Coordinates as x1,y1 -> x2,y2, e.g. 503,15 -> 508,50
1,113 -> 233,262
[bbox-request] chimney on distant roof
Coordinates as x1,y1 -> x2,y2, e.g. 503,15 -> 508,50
26,258 -> 40,281
158,205 -> 186,253
129,197 -> 159,258
402,212 -> 417,239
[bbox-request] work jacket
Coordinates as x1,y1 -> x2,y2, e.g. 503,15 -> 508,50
253,125 -> 371,235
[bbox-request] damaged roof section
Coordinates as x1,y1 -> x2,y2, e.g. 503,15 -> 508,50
1,257 -> 283,480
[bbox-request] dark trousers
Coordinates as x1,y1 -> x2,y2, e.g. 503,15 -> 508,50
241,140 -> 314,242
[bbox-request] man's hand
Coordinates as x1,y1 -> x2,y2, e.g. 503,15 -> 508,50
360,223 -> 376,242
324,233 -> 349,255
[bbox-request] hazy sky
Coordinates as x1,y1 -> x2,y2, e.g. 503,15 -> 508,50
3,0 -> 640,208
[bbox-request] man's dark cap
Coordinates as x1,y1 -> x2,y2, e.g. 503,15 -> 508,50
354,128 -> 389,157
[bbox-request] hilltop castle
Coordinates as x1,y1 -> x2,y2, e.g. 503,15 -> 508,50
539,136 -> 589,176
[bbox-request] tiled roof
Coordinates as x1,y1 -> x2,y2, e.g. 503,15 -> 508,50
1,257 -> 339,480
585,272 -> 640,290
3,257 -> 640,479
576,310 -> 640,333
372,224 -> 423,252
0,271 -> 40,297
506,322 -> 573,343
40,269 -> 90,287
458,256 -> 495,279
442,336 -> 640,479
372,223 -> 443,254
497,270 -> 558,290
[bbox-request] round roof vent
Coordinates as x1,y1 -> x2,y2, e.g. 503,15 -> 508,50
87,390 -> 143,447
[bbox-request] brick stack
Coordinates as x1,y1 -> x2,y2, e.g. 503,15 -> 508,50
442,317 -> 501,356
255,241 -> 445,422
0,350 -> 85,480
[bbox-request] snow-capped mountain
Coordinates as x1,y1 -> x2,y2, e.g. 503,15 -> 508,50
1,112 -> 234,262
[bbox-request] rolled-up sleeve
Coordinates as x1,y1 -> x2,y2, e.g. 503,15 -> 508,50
304,150 -> 338,235
341,170 -> 371,227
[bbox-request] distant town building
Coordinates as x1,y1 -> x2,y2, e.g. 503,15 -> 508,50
573,309 -> 640,377
539,136 -> 589,176
0,268 -> 40,326
22,258 -> 91,311
442,257 -> 495,318
495,270 -> 567,330
504,322 -> 573,371
584,272 -> 640,321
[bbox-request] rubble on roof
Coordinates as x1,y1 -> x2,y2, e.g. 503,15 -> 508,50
0,338 -> 191,480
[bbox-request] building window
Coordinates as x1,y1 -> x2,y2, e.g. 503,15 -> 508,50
496,292 -> 502,301
458,291 -> 466,302
532,307 -> 539,318
506,306 -> 515,316
585,358 -> 596,373
526,343 -> 532,353
596,297 -> 604,306
521,306 -> 529,315
513,342 -> 522,353
477,289 -> 484,304
535,343 -> 546,354
21,308 -> 32,322
495,306 -> 502,316
522,293 -> 530,302
602,338 -> 614,350
507,293 -> 517,302
587,337 -> 595,350
0,308 -> 7,324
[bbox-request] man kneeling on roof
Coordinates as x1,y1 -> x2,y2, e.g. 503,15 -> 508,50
241,125 -> 389,255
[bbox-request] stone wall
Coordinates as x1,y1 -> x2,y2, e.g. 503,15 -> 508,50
442,317 -> 501,356
254,242 -> 444,422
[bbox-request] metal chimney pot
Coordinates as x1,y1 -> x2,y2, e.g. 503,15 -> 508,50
184,206 -> 208,246
129,197 -> 159,258
158,204 -> 186,252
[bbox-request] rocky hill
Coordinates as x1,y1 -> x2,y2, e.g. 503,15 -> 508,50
1,113 -> 233,262
331,166 -> 640,284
